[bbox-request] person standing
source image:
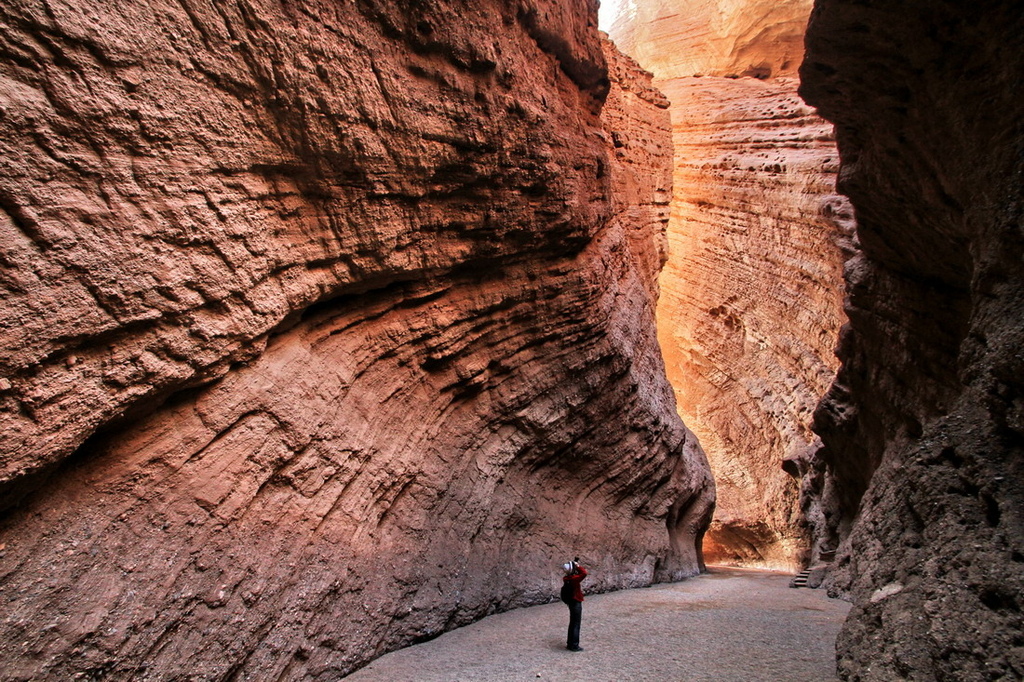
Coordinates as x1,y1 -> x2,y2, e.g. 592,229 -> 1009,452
560,558 -> 587,652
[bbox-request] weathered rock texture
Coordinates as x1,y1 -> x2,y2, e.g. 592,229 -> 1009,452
609,0 -> 813,80
655,75 -> 848,571
801,0 -> 1024,679
0,1 -> 713,678
608,1 -> 848,570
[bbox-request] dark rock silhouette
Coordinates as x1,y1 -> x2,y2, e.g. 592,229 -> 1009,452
801,1 -> 1024,678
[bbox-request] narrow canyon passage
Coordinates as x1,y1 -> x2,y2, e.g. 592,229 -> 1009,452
343,568 -> 851,681
607,0 -> 848,573
1,0 -> 1021,679
586,2 -> 858,672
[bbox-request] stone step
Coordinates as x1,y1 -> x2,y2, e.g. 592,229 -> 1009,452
789,569 -> 812,588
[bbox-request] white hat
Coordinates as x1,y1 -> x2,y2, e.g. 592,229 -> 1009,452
563,562 -> 573,572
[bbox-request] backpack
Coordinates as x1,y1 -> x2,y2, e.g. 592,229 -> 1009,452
560,579 -> 575,604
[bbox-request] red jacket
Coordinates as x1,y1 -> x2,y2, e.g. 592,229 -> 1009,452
563,566 -> 587,602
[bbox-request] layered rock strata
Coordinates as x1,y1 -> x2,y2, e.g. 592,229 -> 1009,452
0,1 -> 712,678
655,75 -> 848,570
801,0 -> 1024,679
608,1 -> 847,570
609,0 -> 814,80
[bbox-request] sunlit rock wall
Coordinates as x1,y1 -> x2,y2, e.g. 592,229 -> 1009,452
609,0 -> 813,80
656,75 -> 848,570
0,1 -> 712,678
801,0 -> 1024,679
608,1 -> 847,570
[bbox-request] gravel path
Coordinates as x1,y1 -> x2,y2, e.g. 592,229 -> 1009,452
343,567 -> 851,681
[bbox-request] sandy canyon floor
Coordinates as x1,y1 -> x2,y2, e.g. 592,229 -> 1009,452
343,567 -> 851,681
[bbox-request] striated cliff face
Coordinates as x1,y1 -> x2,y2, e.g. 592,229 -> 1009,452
0,0 -> 606,502
801,0 -> 1024,679
656,75 -> 848,570
608,1 -> 847,570
0,1 -> 712,678
609,0 -> 813,80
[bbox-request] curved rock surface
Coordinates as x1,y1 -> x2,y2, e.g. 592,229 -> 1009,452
0,0 -> 608,500
608,2 -> 847,570
608,0 -> 813,80
0,1 -> 712,678
801,0 -> 1024,678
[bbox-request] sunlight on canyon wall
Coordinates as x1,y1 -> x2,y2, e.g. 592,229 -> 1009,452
608,0 -> 848,570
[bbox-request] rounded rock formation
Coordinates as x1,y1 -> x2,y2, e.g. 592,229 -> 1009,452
608,0 -> 814,80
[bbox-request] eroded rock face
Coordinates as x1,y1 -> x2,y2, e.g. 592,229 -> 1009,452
608,2 -> 847,570
0,0 -> 608,501
608,0 -> 813,80
0,1 -> 712,678
801,1 -> 1024,678
654,74 -> 848,571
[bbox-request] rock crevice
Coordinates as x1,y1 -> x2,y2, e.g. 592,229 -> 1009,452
607,0 -> 847,571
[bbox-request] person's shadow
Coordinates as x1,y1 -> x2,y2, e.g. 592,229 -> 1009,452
546,638 -> 568,652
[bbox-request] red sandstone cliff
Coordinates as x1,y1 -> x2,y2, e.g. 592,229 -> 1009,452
608,1 -> 848,570
0,1 -> 711,678
801,0 -> 1024,679
657,75 -> 848,570
610,0 -> 813,80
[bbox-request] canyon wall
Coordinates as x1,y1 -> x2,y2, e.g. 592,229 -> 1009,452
656,75 -> 848,570
608,1 -> 848,569
609,0 -> 813,80
801,0 -> 1024,679
0,1 -> 712,678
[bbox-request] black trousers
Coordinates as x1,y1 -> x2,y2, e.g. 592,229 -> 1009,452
566,600 -> 582,649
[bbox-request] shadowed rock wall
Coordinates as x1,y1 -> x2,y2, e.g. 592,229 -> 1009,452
801,0 -> 1024,678
0,1 -> 712,678
607,0 -> 847,570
